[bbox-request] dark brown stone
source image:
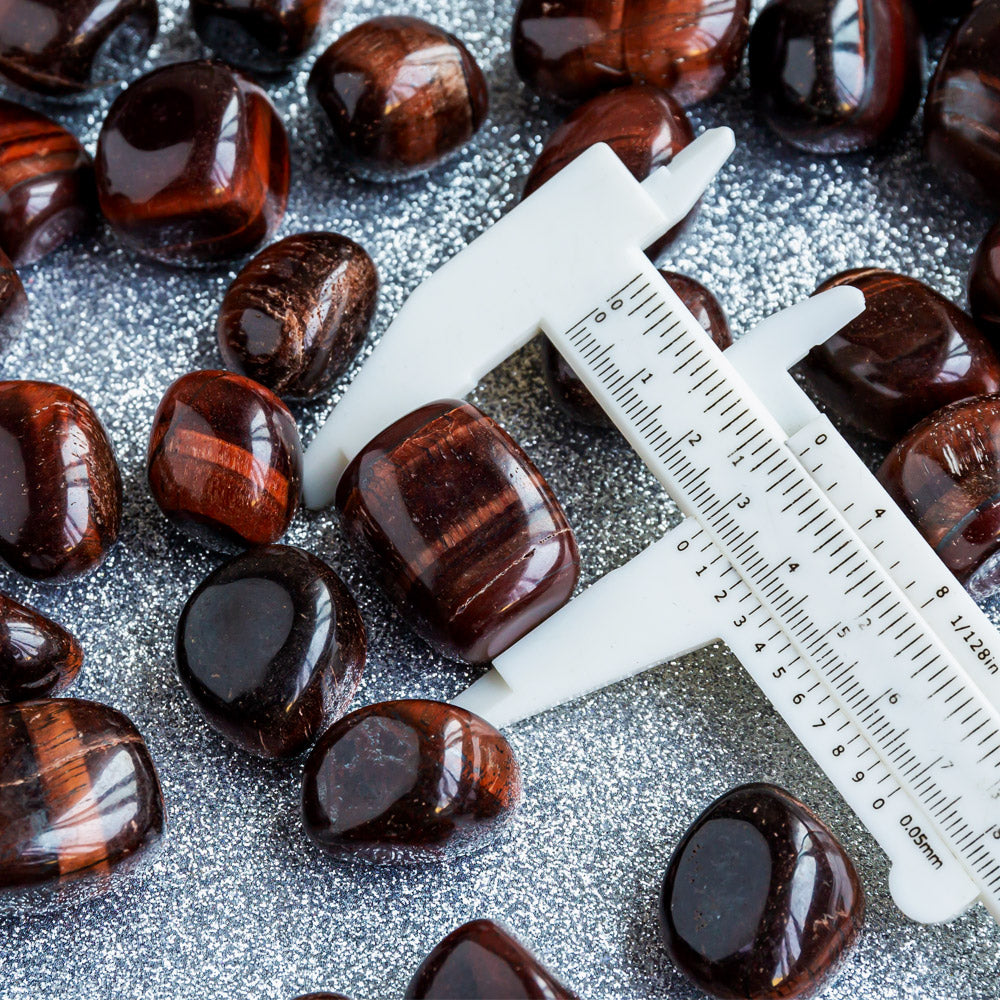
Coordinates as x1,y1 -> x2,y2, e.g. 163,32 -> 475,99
336,400 -> 580,665
406,920 -> 579,999
0,0 -> 157,98
0,381 -> 121,583
660,783 -> 864,1000
799,268 -> 1000,442
970,219 -> 1000,342
0,593 -> 82,703
0,247 -> 26,350
176,545 -> 366,758
217,232 -> 378,401
95,60 -> 290,266
302,700 -> 521,864
309,16 -> 488,180
511,0 -> 750,107
543,271 -> 731,427
0,698 -> 164,904
147,370 -> 303,550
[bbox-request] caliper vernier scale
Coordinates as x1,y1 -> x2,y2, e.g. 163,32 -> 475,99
302,131 -> 1000,927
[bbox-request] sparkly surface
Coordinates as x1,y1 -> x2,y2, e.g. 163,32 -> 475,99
1,3 -> 999,998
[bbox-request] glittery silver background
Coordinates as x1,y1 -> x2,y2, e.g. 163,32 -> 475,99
2,2 -> 999,997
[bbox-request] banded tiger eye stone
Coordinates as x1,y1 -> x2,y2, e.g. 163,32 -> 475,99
0,99 -> 96,266
336,400 -> 580,665
0,698 -> 164,903
192,0 -> 335,72
406,920 -> 579,999
0,381 -> 122,583
878,394 -> 1000,597
749,0 -> 923,154
924,0 -> 1000,209
511,0 -> 751,107
95,60 -> 290,266
302,700 -> 521,863
799,268 -> 1000,442
970,220 -> 1000,342
0,248 -> 26,349
523,86 -> 696,259
660,784 -> 864,1000
217,232 -> 378,401
0,593 -> 82,703
0,0 -> 158,98
176,545 -> 366,758
544,271 -> 731,427
309,17 -> 489,180
147,370 -> 303,550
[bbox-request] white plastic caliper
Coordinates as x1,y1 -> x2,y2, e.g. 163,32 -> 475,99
303,131 -> 1000,928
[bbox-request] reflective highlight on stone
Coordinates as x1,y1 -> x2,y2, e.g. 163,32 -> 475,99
0,593 -> 82,703
336,400 -> 580,665
660,783 -> 864,1000
302,700 -> 522,864
176,545 -> 366,758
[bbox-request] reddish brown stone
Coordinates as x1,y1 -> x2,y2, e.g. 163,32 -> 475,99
96,60 -> 290,266
302,700 -> 521,864
309,17 -> 488,179
970,219 -> 1000,343
0,381 -> 121,582
336,400 -> 579,665
0,248 -> 26,349
147,370 -> 302,550
0,593 -> 82,703
511,0 -> 750,107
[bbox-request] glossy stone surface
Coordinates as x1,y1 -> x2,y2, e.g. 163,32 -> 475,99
0,248 -> 26,349
309,17 -> 488,179
406,920 -> 578,999
176,545 -> 366,758
511,0 -> 751,108
148,371 -> 302,550
302,700 -> 521,864
749,0 -> 923,154
0,593 -> 82,703
970,219 -> 1000,342
217,232 -> 378,401
0,0 -> 157,98
660,783 -> 864,1000
877,394 -> 1000,596
0,381 -> 121,582
924,0 -> 1000,208
336,400 -> 580,664
96,60 -> 290,266
523,85 -> 696,258
192,0 -> 335,72
0,99 -> 96,266
799,268 -> 1000,442
0,698 -> 164,902
544,271 -> 731,427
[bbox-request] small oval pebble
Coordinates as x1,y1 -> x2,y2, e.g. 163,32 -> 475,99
799,268 -> 1000,442
0,380 -> 122,582
302,699 -> 522,863
217,232 -> 378,401
660,783 -> 864,1000
0,593 -> 82,703
309,16 -> 489,180
970,220 -> 1000,342
176,545 -> 366,758
406,920 -> 579,999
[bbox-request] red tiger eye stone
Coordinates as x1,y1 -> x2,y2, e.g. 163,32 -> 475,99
878,394 -> 1000,597
0,593 -> 82,703
0,99 -> 96,266
0,0 -> 158,98
406,920 -> 579,999
302,700 -> 522,863
335,400 -> 580,665
309,16 -> 489,179
0,698 -> 164,905
147,370 -> 303,550
511,0 -> 751,107
0,248 -> 26,349
95,60 -> 290,266
0,381 -> 122,583
970,219 -> 1000,342
799,268 -> 1000,442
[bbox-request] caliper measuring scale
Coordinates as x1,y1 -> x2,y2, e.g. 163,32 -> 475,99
302,131 -> 1000,927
